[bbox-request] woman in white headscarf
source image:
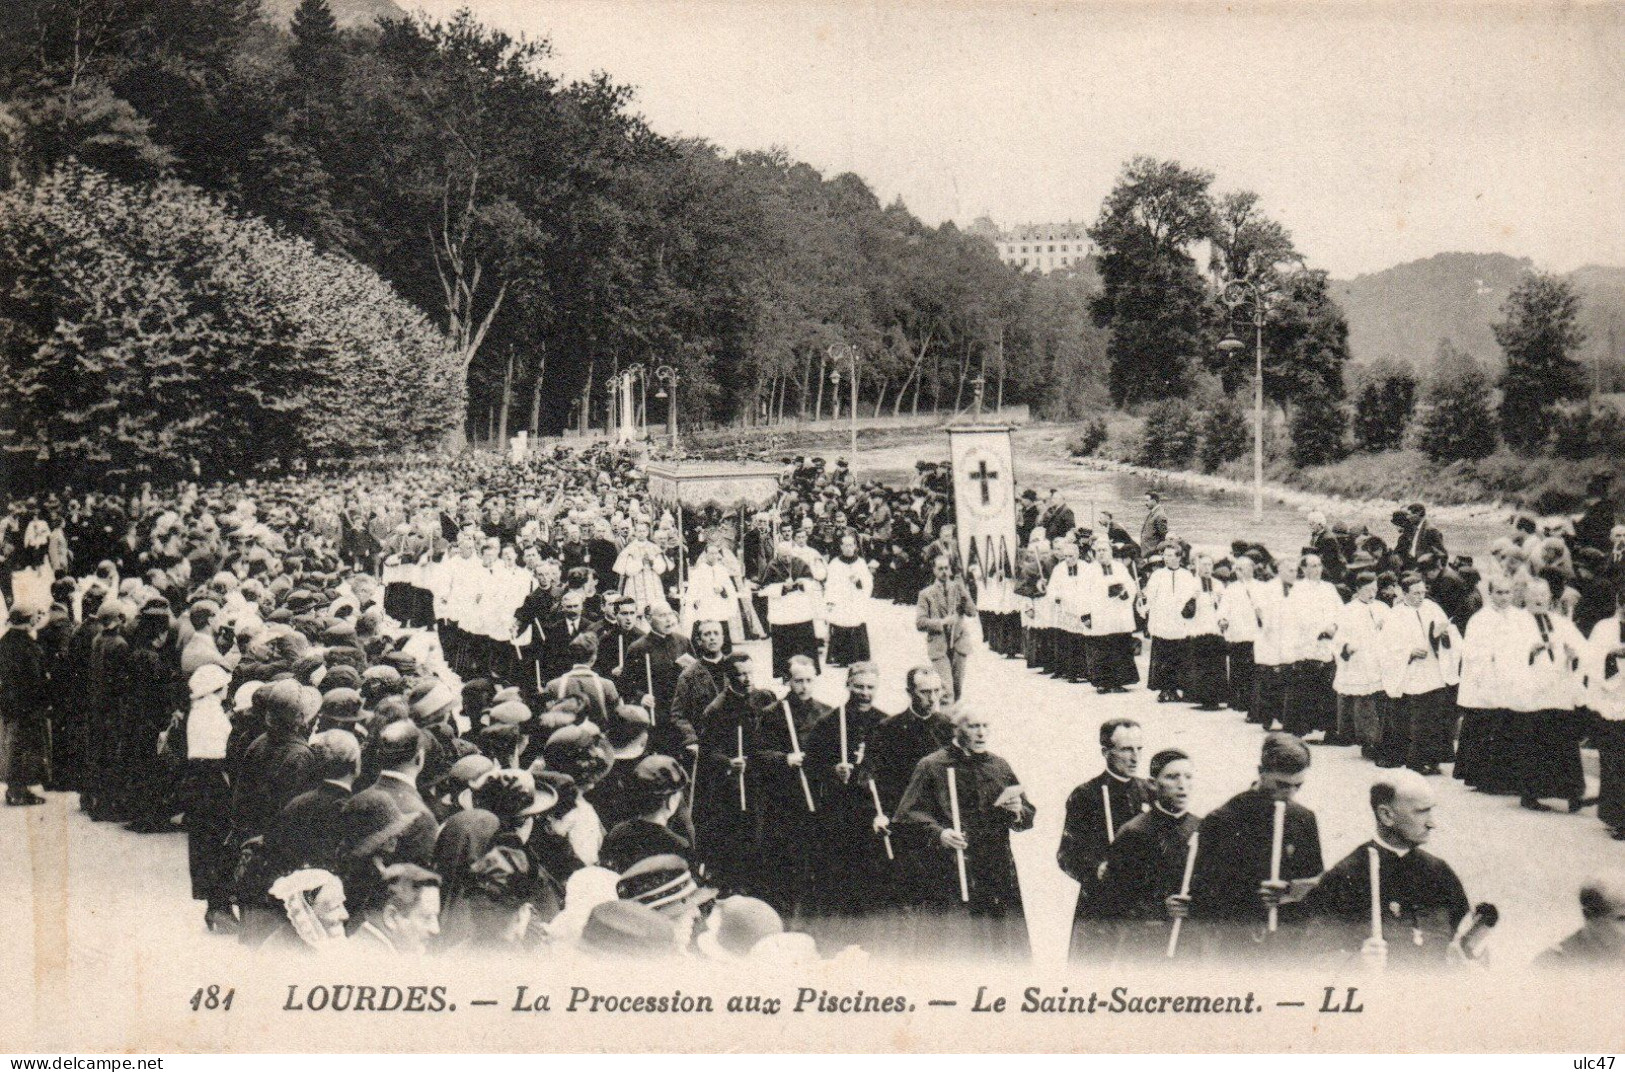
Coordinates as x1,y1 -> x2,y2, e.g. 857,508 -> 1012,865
262,869 -> 350,954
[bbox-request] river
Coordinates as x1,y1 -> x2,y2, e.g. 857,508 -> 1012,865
857,424 -> 1511,563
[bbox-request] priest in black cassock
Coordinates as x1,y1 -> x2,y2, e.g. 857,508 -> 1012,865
692,653 -> 766,894
1093,748 -> 1200,963
1058,717 -> 1154,962
894,705 -> 1036,961
1302,770 -> 1475,971
864,666 -> 953,818
1188,733 -> 1325,962
750,655 -> 829,917
621,602 -> 695,757
804,662 -> 897,929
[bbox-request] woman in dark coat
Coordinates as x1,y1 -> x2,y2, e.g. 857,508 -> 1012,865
894,706 -> 1035,961
1,606 -> 50,805
1087,749 -> 1201,963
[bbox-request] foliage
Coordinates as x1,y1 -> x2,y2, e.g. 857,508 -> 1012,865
1088,156 -> 1215,405
1495,272 -> 1588,451
1199,395 -> 1252,473
1548,401 -> 1625,461
0,1 -> 1091,441
1288,380 -> 1349,466
1352,358 -> 1419,453
1135,398 -> 1201,469
1416,340 -> 1498,464
0,165 -> 463,482
1067,415 -> 1110,457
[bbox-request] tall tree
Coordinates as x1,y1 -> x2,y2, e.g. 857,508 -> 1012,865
1352,358 -> 1418,453
1417,339 -> 1498,463
1088,156 -> 1215,404
1494,271 -> 1587,451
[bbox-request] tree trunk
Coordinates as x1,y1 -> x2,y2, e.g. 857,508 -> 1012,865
952,343 -> 970,413
580,360 -> 594,437
529,346 -> 546,435
996,328 -> 1005,411
812,352 -> 824,422
873,377 -> 888,417
497,350 -> 514,446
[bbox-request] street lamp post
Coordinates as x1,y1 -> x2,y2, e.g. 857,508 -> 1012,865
622,363 -> 646,440
1216,278 -> 1272,523
828,343 -> 859,468
654,365 -> 679,451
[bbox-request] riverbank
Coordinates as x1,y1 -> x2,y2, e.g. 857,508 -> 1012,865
1075,454 -> 1510,528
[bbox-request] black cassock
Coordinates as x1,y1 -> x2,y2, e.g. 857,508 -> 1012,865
1057,770 -> 1154,962
1302,840 -> 1469,970
693,687 -> 767,894
1090,805 -> 1201,963
799,701 -> 897,953
750,693 -> 830,917
894,745 -> 1035,961
1189,786 -> 1324,963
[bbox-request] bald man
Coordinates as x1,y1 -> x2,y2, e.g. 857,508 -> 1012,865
1534,872 -> 1625,968
1302,769 -> 1472,970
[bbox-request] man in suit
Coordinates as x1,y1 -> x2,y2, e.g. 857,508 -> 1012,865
1039,490 -> 1076,543
544,632 -> 621,726
343,720 -> 438,868
1139,492 -> 1169,560
916,553 -> 976,703
267,728 -> 360,874
540,587 -> 592,685
1396,503 -> 1447,570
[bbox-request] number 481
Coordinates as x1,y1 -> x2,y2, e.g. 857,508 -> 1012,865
190,985 -> 235,1011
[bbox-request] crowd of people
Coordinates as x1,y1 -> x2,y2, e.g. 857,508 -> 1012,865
0,444 -> 1621,969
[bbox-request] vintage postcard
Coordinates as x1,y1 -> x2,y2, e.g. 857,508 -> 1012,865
2,0 -> 1622,1056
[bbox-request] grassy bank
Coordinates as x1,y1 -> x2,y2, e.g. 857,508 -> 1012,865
1079,412 -> 1609,514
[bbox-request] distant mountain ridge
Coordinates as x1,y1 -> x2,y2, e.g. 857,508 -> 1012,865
261,0 -> 406,29
1332,252 -> 1625,374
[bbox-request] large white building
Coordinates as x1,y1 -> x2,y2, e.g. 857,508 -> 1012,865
990,221 -> 1091,273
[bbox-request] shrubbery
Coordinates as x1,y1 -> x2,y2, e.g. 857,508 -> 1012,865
1198,395 -> 1251,473
1548,401 -> 1625,461
1416,357 -> 1498,464
0,166 -> 465,482
1067,415 -> 1111,457
1135,398 -> 1201,468
1352,362 -> 1418,452
1288,383 -> 1349,466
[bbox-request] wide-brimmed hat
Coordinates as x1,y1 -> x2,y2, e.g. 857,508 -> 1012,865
604,704 -> 652,760
578,900 -> 675,958
471,768 -> 557,819
615,853 -> 716,914
694,896 -> 783,960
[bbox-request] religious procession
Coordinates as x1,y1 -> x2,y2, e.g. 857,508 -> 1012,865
1,433 -> 1621,973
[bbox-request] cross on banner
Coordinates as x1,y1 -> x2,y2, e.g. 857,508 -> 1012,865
970,458 -> 999,505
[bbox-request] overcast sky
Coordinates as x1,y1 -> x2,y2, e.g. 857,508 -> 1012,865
414,0 -> 1624,279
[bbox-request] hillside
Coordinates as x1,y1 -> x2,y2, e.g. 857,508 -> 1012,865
1333,252 -> 1625,374
260,0 -> 406,28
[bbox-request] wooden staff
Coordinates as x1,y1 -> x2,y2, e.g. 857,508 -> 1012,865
1268,799 -> 1285,933
644,653 -> 655,723
1166,831 -> 1199,959
1368,844 -> 1383,945
783,700 -> 816,812
947,766 -> 969,903
736,724 -> 747,812
1103,783 -> 1116,843
867,778 -> 894,860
